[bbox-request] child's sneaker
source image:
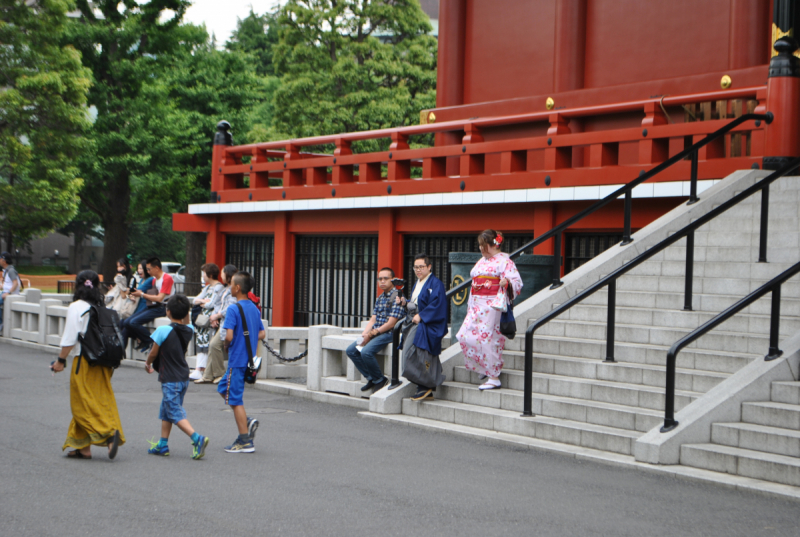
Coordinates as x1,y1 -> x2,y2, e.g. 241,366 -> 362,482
192,435 -> 209,460
147,439 -> 170,456
247,417 -> 259,440
224,437 -> 255,453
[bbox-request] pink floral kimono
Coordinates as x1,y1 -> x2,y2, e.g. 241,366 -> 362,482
456,253 -> 523,377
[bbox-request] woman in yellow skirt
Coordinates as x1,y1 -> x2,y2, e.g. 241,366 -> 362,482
51,270 -> 125,459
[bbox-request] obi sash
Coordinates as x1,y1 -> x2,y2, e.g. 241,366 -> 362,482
471,276 -> 500,296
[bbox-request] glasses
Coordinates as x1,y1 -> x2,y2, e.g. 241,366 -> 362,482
413,265 -> 429,271
377,277 -> 391,281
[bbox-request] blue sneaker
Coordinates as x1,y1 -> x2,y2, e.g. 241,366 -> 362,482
224,437 -> 254,453
147,438 -> 170,456
247,417 -> 259,440
192,435 -> 209,460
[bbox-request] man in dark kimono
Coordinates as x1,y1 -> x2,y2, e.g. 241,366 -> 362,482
398,254 -> 448,401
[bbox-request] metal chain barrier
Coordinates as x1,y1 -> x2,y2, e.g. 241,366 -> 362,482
260,340 -> 308,363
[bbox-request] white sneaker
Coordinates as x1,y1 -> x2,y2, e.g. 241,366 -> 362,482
189,370 -> 202,380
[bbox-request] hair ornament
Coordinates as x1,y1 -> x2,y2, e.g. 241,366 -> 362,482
493,235 -> 504,246
83,280 -> 93,288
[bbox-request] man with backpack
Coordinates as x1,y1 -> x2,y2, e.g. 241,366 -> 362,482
0,251 -> 22,333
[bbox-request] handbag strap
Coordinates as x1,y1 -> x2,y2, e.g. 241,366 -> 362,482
236,303 -> 255,369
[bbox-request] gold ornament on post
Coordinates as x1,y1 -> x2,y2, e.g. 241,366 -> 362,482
546,97 -> 555,110
428,111 -> 436,123
720,75 -> 732,89
451,275 -> 467,306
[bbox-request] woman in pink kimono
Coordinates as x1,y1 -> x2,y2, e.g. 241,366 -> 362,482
456,230 -> 523,390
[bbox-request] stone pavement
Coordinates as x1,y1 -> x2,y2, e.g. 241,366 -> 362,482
1,342 -> 797,537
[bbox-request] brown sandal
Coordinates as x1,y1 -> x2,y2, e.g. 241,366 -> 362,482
67,450 -> 92,459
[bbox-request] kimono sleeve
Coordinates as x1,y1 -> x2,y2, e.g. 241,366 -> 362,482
503,258 -> 524,299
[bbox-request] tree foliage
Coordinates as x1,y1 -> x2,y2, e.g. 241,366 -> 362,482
272,0 -> 437,151
226,8 -> 280,77
0,0 -> 92,250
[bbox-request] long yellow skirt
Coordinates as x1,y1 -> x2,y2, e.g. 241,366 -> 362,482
62,356 -> 126,451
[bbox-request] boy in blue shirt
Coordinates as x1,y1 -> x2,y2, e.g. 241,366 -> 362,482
145,294 -> 209,459
218,271 -> 266,453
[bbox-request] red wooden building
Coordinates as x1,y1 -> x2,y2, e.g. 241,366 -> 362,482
173,0 -> 800,327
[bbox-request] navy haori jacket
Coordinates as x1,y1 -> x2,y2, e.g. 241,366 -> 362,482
410,274 -> 448,356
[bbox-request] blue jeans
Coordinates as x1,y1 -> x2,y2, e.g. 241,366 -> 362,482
346,331 -> 393,383
121,304 -> 166,349
159,381 -> 189,424
0,295 -> 4,329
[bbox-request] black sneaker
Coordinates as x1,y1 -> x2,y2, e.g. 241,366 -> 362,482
372,376 -> 388,391
247,417 -> 259,440
360,379 -> 376,392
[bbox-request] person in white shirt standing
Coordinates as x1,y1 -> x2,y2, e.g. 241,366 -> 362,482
0,251 -> 22,333
121,256 -> 175,354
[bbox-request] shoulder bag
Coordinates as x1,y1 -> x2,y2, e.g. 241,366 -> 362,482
237,303 -> 262,384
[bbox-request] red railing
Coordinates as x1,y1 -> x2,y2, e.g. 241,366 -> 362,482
210,86 -> 767,203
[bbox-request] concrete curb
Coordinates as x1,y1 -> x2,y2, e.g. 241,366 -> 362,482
358,411 -> 800,502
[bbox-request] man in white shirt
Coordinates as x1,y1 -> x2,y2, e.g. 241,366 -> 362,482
121,257 -> 175,353
0,252 -> 22,333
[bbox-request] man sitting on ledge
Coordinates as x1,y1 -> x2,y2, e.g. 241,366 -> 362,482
122,257 -> 175,354
346,267 -> 405,393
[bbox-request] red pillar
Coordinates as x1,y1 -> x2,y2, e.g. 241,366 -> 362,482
435,0 -> 466,170
272,212 -> 295,327
206,215 -> 225,268
533,203 -> 556,256
378,210 -> 402,279
764,37 -> 800,169
553,0 -> 587,93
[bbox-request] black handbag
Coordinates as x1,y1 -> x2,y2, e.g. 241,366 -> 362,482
499,299 -> 516,340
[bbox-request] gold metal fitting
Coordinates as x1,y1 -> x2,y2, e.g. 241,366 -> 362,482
428,111 -> 436,123
546,97 -> 555,110
720,75 -> 732,89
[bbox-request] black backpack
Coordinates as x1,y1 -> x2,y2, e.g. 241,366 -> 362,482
78,304 -> 126,370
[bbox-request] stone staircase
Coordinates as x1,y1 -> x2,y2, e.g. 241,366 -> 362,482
680,380 -> 800,486
392,174 -> 800,483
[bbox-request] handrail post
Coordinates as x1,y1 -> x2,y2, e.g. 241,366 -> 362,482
604,279 -> 616,362
550,233 -> 563,289
388,323 -> 403,389
621,189 -> 633,244
661,350 -> 679,432
522,328 -> 535,416
683,230 -> 694,311
687,150 -> 699,204
765,285 -> 784,360
758,184 -> 770,263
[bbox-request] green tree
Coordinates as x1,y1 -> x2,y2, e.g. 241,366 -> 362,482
0,0 -> 92,253
272,0 -> 437,152
65,0 -> 204,281
226,8 -> 281,77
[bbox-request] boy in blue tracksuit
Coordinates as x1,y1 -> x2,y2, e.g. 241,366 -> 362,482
217,271 -> 266,453
145,294 -> 209,459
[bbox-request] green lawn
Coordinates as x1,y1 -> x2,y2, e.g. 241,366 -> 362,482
16,265 -> 70,276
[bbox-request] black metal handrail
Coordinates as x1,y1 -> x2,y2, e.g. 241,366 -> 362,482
524,155 -> 800,416
661,261 -> 800,432
388,112 -> 772,390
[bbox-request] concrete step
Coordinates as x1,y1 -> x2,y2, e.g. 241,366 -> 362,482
625,259 -> 795,280
449,367 -> 701,411
611,274 -> 800,297
320,375 -> 370,399
579,288 -> 800,317
501,334 -> 758,374
533,318 -> 770,354
771,381 -> 800,405
711,422 -> 800,458
680,443 -> 800,487
436,380 -> 663,432
741,401 -> 800,430
560,303 -> 800,336
401,398 -> 641,455
454,352 -> 728,392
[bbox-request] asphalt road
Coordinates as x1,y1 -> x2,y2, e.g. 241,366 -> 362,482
1,342 -> 797,537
